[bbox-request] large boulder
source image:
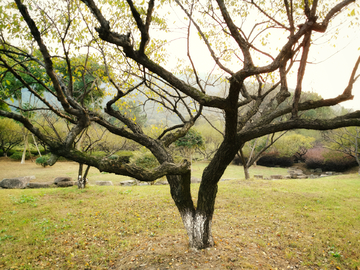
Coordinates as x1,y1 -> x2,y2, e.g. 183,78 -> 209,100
54,176 -> 75,187
154,180 -> 168,185
54,176 -> 72,184
56,181 -> 75,187
191,177 -> 201,183
138,182 -> 149,186
95,181 -> 113,186
27,182 -> 53,189
119,180 -> 136,186
271,175 -> 284,179
0,176 -> 33,189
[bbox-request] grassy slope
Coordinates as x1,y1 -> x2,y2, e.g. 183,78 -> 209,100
0,158 -> 359,269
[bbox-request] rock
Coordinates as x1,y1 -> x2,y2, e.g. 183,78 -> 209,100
271,175 -> 284,179
138,182 -> 149,186
154,180 -> 168,185
56,181 -> 75,187
0,176 -> 32,189
27,182 -> 53,188
254,175 -> 263,179
119,180 -> 136,186
191,177 -> 201,183
54,176 -> 72,184
95,181 -> 113,186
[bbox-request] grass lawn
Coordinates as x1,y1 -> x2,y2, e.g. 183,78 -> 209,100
0,158 -> 359,269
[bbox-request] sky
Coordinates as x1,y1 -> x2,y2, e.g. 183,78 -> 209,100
162,1 -> 360,111
296,29 -> 360,111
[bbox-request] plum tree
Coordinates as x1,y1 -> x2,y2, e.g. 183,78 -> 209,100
0,0 -> 359,249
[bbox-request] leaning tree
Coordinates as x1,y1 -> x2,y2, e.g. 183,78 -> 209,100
0,0 -> 360,249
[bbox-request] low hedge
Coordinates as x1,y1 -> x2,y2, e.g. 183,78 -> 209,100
257,154 -> 294,167
10,151 -> 31,160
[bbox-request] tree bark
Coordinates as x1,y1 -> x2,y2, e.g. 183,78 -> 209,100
78,163 -> 84,189
239,147 -> 250,179
176,140 -> 239,249
21,131 -> 29,164
243,166 -> 250,180
32,133 -> 42,157
168,171 -> 215,249
77,163 -> 91,189
83,165 -> 90,188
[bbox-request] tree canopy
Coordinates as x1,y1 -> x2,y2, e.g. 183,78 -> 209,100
0,0 -> 359,249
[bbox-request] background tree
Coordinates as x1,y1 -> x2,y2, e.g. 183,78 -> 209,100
238,132 -> 287,179
322,127 -> 360,174
0,117 -> 23,156
0,0 -> 360,250
273,133 -> 316,162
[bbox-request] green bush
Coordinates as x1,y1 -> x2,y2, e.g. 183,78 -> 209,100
10,151 -> 30,160
6,149 -> 16,157
91,151 -> 107,158
115,150 -> 134,157
35,155 -> 50,167
132,152 -> 159,169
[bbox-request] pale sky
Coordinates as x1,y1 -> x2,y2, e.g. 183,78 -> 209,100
162,1 -> 360,111
296,29 -> 360,111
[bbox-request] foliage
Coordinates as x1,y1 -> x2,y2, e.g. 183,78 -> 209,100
174,128 -> 204,149
112,99 -> 147,127
35,155 -> 50,167
194,120 -> 223,160
305,147 -> 358,172
0,118 -> 23,156
322,127 -> 360,172
9,151 -> 30,161
273,133 -> 315,162
257,152 -> 294,168
132,151 -> 159,169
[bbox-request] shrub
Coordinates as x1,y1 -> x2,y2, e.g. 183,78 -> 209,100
132,152 -> 159,169
10,151 -> 30,160
115,150 -> 134,157
304,147 -> 358,172
276,156 -> 294,167
35,155 -> 50,167
7,149 -> 17,157
257,153 -> 294,167
232,155 -> 248,166
91,151 -> 107,158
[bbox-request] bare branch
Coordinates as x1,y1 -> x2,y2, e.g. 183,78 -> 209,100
175,0 -> 234,75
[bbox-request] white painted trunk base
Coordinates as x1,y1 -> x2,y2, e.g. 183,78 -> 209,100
181,210 -> 214,249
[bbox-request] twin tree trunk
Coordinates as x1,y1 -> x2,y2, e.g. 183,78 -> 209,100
167,172 -> 216,249
78,163 -> 90,189
167,141 -> 238,249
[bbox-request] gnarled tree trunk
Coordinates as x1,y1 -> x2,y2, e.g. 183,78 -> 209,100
168,141 -> 238,249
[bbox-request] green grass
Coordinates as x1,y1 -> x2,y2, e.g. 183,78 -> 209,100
192,161 -> 289,179
0,160 -> 359,269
